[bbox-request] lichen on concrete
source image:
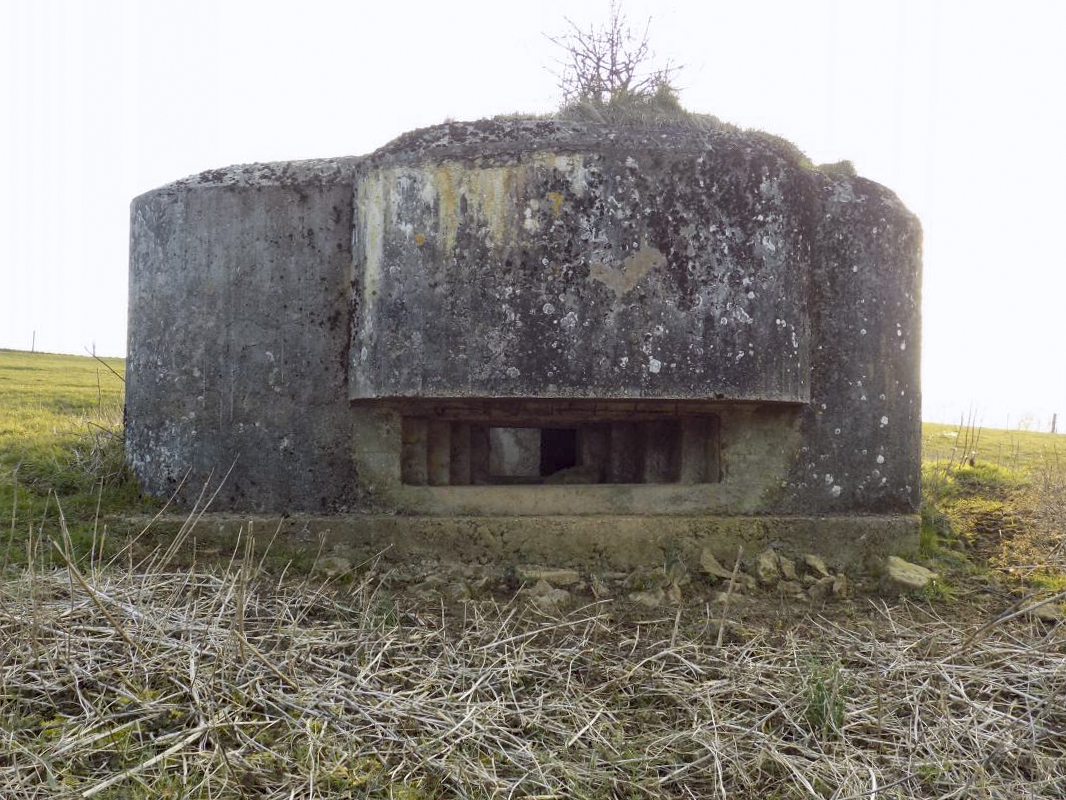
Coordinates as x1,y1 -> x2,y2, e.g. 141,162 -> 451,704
125,117 -> 922,563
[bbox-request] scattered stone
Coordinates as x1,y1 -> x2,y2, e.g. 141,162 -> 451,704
516,565 -> 582,586
1029,603 -> 1063,625
706,619 -> 755,644
755,549 -> 781,586
885,556 -> 937,592
590,575 -> 610,599
444,580 -> 472,603
629,588 -> 666,608
624,567 -> 670,591
809,575 -> 836,602
803,554 -> 831,578
411,574 -> 447,600
831,574 -> 849,598
779,557 -> 798,582
527,579 -> 571,610
665,582 -> 683,605
699,549 -> 735,580
727,572 -> 757,593
313,556 -> 352,579
712,589 -> 745,605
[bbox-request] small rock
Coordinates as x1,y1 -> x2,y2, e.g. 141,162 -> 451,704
779,557 -> 798,582
809,575 -> 836,602
665,582 -> 683,605
885,556 -> 937,592
712,587 -> 748,605
707,568 -> 756,593
706,619 -> 755,644
803,554 -> 831,578
313,556 -> 352,579
527,579 -> 571,609
624,567 -> 669,591
527,578 -> 552,596
411,574 -> 447,600
444,580 -> 472,602
831,574 -> 848,597
699,549 -> 735,580
731,572 -> 757,593
1029,603 -> 1063,624
516,565 -> 582,586
629,588 -> 666,608
755,549 -> 781,586
415,572 -> 444,588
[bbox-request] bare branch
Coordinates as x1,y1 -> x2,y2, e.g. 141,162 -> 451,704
546,1 -> 683,107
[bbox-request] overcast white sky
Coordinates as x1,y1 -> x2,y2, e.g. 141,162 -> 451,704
1,0 -> 1063,430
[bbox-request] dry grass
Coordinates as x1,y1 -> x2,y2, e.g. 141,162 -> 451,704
1,537 -> 1064,799
3,352 -> 1064,798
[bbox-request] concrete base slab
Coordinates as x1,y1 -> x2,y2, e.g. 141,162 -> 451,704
121,513 -> 919,575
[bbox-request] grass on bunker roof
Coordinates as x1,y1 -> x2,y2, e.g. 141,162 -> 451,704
1,348 -> 1065,799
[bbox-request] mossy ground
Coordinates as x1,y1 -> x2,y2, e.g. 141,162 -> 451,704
919,421 -> 1066,599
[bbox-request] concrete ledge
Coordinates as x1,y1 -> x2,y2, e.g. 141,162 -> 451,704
121,513 -> 919,574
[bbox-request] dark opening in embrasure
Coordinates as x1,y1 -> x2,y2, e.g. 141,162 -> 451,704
398,400 -> 721,487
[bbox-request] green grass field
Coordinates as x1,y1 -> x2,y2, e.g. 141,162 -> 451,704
922,419 -> 1064,474
0,349 -> 152,567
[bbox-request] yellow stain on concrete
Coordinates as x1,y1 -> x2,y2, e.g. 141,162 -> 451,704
379,153 -> 589,256
546,191 -> 564,218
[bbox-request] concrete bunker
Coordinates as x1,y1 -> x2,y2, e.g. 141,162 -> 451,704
126,119 -> 922,568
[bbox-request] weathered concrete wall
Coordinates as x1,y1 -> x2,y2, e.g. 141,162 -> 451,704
352,128 -> 811,403
784,175 -> 923,515
346,120 -> 920,516
126,118 -> 921,532
126,159 -> 361,511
